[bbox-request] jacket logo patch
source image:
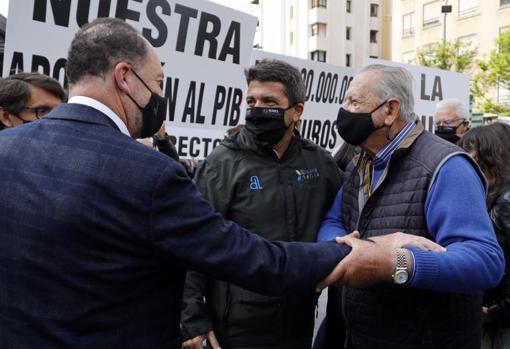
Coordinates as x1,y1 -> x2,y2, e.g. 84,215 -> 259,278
249,176 -> 264,190
296,168 -> 320,183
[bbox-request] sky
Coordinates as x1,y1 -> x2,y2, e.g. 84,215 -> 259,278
209,0 -> 250,12
0,0 -> 248,18
0,0 -> 8,17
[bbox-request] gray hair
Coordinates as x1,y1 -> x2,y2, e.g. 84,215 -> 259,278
359,64 -> 416,123
435,98 -> 470,120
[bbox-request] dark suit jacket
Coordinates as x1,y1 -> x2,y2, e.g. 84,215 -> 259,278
0,103 -> 350,348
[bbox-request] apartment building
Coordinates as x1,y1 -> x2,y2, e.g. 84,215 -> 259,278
248,0 -> 391,68
392,0 -> 510,105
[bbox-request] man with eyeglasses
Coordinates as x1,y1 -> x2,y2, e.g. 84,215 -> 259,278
0,72 -> 65,130
434,98 -> 470,144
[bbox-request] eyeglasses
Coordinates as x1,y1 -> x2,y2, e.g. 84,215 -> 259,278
435,119 -> 465,127
18,106 -> 53,118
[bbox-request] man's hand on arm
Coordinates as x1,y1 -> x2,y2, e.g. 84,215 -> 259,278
182,331 -> 221,349
368,232 -> 446,252
316,231 -> 445,290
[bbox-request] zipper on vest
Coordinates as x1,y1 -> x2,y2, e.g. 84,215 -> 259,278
355,163 -> 390,231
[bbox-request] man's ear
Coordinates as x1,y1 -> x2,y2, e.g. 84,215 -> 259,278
292,103 -> 304,123
113,62 -> 132,95
0,108 -> 15,128
384,98 -> 401,126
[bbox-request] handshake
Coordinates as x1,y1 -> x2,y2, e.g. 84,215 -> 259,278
182,231 -> 446,349
317,231 -> 446,291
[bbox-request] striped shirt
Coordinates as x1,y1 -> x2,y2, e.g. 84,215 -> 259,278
372,121 -> 417,170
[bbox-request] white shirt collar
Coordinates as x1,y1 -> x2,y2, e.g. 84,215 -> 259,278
68,96 -> 130,136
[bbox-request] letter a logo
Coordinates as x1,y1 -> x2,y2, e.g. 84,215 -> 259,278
249,176 -> 263,190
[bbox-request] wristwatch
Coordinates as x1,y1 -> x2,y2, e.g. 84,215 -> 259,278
392,248 -> 409,284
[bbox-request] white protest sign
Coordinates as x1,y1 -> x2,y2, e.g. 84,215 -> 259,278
365,58 -> 470,132
252,50 -> 356,153
3,0 -> 257,158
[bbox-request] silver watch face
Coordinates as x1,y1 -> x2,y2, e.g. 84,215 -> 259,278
394,269 -> 408,284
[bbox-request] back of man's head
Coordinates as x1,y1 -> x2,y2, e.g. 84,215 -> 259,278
245,59 -> 306,106
66,17 -> 147,85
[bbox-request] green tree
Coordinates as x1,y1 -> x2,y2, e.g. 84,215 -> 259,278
416,40 -> 477,73
474,30 -> 510,116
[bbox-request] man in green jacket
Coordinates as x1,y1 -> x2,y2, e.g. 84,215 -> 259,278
181,59 -> 343,349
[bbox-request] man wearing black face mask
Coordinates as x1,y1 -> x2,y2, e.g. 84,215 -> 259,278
181,59 -> 344,349
0,72 -> 65,130
318,64 -> 503,348
434,98 -> 471,144
0,19 -> 367,348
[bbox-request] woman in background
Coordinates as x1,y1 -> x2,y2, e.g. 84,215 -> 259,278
459,122 -> 510,349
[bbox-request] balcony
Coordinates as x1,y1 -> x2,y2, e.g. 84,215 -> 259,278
458,6 -> 479,19
402,28 -> 415,38
423,17 -> 440,29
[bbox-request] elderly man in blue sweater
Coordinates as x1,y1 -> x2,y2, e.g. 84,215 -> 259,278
319,64 -> 504,348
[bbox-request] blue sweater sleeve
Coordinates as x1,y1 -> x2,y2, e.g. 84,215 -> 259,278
407,155 -> 504,293
317,187 -> 348,242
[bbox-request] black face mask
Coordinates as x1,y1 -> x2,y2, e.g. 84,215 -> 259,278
127,68 -> 167,139
435,125 -> 460,144
336,101 -> 387,146
245,106 -> 293,145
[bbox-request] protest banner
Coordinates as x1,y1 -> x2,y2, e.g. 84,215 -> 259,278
3,0 -> 257,158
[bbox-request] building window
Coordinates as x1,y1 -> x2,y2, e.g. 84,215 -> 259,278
370,30 -> 378,43
346,27 -> 352,40
370,4 -> 379,17
290,32 -> 293,45
498,85 -> 510,105
346,0 -> 352,13
369,55 -> 379,59
290,6 -> 293,19
402,12 -> 415,37
346,54 -> 351,67
311,23 -> 327,37
310,50 -> 327,62
311,0 -> 327,9
423,1 -> 440,27
502,0 -> 510,6
402,51 -> 415,64
311,23 -> 318,36
457,33 -> 477,54
458,0 -> 479,17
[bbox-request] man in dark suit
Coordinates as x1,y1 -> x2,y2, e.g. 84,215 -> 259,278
0,18 -> 438,348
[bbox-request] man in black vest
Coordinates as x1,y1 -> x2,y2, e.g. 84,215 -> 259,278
318,64 -> 504,348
